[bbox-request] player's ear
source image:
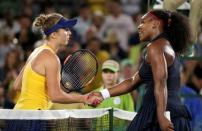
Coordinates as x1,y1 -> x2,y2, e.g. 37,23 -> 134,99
152,20 -> 160,29
50,32 -> 57,39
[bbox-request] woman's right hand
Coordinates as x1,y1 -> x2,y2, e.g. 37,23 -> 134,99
159,116 -> 174,131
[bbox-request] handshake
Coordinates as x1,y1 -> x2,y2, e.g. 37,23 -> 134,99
84,92 -> 103,107
83,89 -> 111,107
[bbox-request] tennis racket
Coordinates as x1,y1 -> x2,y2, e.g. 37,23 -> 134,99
61,49 -> 98,93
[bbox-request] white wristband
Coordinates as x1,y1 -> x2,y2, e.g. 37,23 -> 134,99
100,89 -> 110,99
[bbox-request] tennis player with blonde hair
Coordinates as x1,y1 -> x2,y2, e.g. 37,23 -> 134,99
13,13 -> 100,110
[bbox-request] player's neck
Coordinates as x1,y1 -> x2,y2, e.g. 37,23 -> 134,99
150,30 -> 163,41
45,41 -> 59,53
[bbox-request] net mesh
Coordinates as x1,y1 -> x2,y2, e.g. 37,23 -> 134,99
0,108 -> 136,131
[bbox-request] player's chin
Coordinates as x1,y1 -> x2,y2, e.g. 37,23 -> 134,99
139,36 -> 147,42
64,40 -> 69,45
139,35 -> 144,42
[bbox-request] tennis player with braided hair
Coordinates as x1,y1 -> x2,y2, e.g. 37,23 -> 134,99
90,10 -> 192,131
13,13 -> 100,110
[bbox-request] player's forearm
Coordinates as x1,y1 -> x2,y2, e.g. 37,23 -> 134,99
63,92 -> 85,103
100,72 -> 141,99
154,81 -> 167,119
50,89 -> 85,104
110,72 -> 141,97
109,78 -> 135,97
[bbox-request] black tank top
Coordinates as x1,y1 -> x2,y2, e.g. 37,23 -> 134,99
138,33 -> 191,119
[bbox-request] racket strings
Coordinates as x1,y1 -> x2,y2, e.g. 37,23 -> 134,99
62,60 -> 83,90
75,56 -> 97,85
67,55 -> 96,89
71,53 -> 97,86
61,51 -> 98,91
62,54 -> 83,90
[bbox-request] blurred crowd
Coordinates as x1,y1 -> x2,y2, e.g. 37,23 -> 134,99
0,0 -> 202,130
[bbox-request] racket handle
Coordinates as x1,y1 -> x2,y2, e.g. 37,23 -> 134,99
100,89 -> 110,99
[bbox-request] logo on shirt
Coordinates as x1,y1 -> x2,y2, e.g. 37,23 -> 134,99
113,97 -> 121,105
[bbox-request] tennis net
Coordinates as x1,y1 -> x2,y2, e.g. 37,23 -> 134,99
0,108 -> 136,131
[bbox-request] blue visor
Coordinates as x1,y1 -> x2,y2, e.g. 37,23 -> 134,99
44,17 -> 77,35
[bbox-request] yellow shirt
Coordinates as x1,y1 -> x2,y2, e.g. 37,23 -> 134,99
14,45 -> 54,110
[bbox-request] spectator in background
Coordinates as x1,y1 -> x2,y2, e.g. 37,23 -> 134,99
0,10 -> 20,36
128,12 -> 144,65
1,49 -> 22,90
91,59 -> 134,111
88,0 -> 107,14
0,32 -> 14,70
0,84 -> 14,109
56,40 -> 81,64
15,15 -> 39,54
98,0 -> 135,53
0,49 -> 23,104
84,37 -> 110,93
74,3 -> 92,45
43,1 -> 56,15
192,62 -> 202,95
120,0 -> 141,15
120,59 -> 136,81
120,58 -> 145,112
181,60 -> 198,93
180,63 -> 202,130
92,11 -> 104,32
67,40 -> 81,52
191,62 -> 202,131
87,59 -> 134,130
85,10 -> 105,42
102,29 -> 128,60
120,59 -> 138,110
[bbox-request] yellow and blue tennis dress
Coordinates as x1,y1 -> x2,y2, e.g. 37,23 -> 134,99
14,44 -> 54,110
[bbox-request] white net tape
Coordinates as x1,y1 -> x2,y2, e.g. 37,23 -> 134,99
0,108 -> 136,120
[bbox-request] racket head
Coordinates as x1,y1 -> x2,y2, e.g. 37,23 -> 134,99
60,49 -> 98,92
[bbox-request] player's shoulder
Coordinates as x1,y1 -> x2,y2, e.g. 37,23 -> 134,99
37,49 -> 59,65
40,48 -> 56,56
147,38 -> 170,54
